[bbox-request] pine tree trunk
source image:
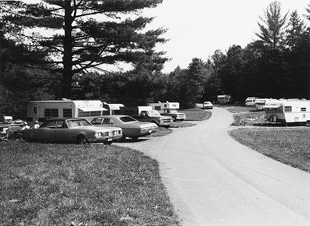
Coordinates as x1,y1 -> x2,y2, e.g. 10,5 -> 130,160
62,0 -> 73,99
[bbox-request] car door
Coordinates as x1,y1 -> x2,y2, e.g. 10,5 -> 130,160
53,120 -> 71,142
40,120 -> 58,142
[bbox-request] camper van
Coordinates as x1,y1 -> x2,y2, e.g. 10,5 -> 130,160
26,99 -> 107,126
263,99 -> 310,124
147,101 -> 186,121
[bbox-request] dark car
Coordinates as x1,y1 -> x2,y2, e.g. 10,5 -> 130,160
22,118 -> 122,144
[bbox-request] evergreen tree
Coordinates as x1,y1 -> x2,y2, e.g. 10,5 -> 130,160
256,1 -> 288,52
181,58 -> 207,108
1,0 -> 166,98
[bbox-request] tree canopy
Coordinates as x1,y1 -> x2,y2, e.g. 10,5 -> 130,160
0,0 -> 167,98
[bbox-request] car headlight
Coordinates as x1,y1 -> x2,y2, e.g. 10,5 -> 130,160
96,132 -> 110,137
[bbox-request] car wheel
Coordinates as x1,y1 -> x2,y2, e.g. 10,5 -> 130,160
131,137 -> 139,141
77,135 -> 89,144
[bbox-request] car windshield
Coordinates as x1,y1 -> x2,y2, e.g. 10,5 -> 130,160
120,116 -> 136,122
67,119 -> 91,127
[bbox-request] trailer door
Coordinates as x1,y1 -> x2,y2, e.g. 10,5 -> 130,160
28,103 -> 40,125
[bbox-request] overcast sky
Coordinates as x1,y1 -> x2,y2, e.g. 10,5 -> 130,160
144,0 -> 310,73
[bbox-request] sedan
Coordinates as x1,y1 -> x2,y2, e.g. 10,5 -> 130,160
22,118 -> 122,144
202,101 -> 213,109
91,115 -> 158,141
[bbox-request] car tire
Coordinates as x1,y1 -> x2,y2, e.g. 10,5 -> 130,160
104,141 -> 112,145
131,136 -> 139,141
77,135 -> 88,144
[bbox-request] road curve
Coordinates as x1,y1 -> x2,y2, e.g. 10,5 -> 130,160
116,107 -> 310,226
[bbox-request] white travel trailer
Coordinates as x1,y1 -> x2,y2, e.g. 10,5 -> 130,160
254,98 -> 270,110
102,102 -> 124,115
147,101 -> 186,121
245,97 -> 256,106
263,99 -> 310,124
217,95 -> 231,104
26,99 -> 107,126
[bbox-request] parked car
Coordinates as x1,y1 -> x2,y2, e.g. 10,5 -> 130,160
202,101 -> 213,109
91,115 -> 158,141
22,118 -> 122,144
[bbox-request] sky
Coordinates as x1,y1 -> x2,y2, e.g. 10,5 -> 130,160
143,0 -> 310,73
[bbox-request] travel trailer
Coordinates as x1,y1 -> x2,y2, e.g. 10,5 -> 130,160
245,97 -> 256,106
217,95 -> 231,104
26,99 -> 107,126
102,102 -> 124,115
263,99 -> 310,124
147,101 -> 186,121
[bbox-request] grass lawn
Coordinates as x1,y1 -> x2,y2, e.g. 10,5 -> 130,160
228,105 -> 310,173
0,141 -> 180,226
0,108 -> 211,225
229,127 -> 310,173
179,108 -> 212,121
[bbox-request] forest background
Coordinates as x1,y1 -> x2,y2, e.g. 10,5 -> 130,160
0,0 -> 310,119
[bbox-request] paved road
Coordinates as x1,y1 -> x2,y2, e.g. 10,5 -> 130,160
116,107 -> 310,226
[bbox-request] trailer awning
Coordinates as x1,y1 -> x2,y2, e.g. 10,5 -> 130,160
262,105 -> 281,109
106,104 -> 124,110
78,107 -> 107,112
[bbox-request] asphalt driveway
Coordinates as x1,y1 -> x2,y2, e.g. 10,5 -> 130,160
116,107 -> 310,226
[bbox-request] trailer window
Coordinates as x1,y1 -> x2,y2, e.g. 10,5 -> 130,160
78,111 -> 101,117
301,107 -> 306,112
44,109 -> 59,117
284,106 -> 292,112
63,109 -> 72,118
90,111 -> 101,116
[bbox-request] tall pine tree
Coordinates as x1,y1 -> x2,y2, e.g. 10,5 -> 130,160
1,0 -> 167,98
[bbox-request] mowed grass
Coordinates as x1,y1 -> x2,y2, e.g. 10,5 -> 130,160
229,127 -> 310,172
0,108 -> 210,225
179,108 -> 212,121
0,141 -> 180,226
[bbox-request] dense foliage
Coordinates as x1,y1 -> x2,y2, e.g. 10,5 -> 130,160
0,1 -> 310,118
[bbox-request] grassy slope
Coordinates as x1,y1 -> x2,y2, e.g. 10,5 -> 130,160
229,128 -> 310,173
0,142 -> 179,226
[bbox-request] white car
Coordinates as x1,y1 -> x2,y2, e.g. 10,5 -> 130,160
202,101 -> 213,109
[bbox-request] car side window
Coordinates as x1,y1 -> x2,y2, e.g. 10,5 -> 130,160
92,118 -> 102,125
103,118 -> 113,124
56,121 -> 65,128
45,121 -> 57,128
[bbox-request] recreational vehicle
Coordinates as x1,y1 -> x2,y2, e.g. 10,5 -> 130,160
26,99 -> 107,126
263,99 -> 310,124
245,97 -> 256,106
217,95 -> 231,104
102,102 -> 124,115
147,101 -> 186,121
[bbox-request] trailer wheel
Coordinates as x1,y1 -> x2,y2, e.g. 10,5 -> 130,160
77,135 -> 89,144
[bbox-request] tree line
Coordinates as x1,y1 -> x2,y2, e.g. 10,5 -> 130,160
0,1 -> 310,118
